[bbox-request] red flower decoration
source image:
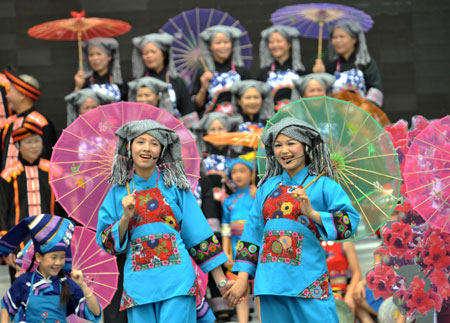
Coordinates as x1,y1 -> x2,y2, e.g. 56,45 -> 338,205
405,276 -> 441,314
367,264 -> 399,299
429,270 -> 450,301
423,239 -> 450,271
383,221 -> 414,257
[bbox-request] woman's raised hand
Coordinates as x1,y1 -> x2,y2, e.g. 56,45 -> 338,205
121,194 -> 136,220
312,58 -> 326,73
74,70 -> 86,91
200,71 -> 213,90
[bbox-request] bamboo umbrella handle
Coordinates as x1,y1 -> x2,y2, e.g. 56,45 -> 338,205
303,170 -> 325,190
199,57 -> 209,73
78,32 -> 83,72
317,21 -> 324,59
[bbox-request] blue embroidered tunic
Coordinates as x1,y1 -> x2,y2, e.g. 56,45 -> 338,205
96,171 -> 228,309
222,186 -> 255,258
1,270 -> 101,322
232,166 -> 359,299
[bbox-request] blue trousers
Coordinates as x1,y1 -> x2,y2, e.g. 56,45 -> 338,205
127,296 -> 196,323
259,295 -> 339,323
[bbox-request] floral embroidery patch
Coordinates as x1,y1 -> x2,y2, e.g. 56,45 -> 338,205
298,272 -> 330,300
131,233 -> 181,271
129,188 -> 179,232
235,241 -> 259,266
187,277 -> 200,297
332,211 -> 352,240
189,235 -> 223,266
120,290 -> 138,310
260,230 -> 303,266
101,223 -> 116,255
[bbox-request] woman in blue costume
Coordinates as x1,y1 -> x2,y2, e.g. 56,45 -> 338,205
96,119 -> 231,322
0,214 -> 101,323
312,20 -> 383,108
257,26 -> 305,111
225,118 -> 360,322
74,37 -> 127,102
193,26 -> 250,116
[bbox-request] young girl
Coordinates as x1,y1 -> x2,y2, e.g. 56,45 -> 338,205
74,37 -> 127,102
127,76 -> 175,116
64,88 -> 114,125
225,117 -> 360,322
96,119 -> 231,322
193,26 -> 250,115
291,73 -> 336,99
0,214 -> 101,322
257,25 -> 305,111
222,157 -> 256,323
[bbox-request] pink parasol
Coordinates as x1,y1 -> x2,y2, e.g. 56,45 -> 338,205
49,102 -> 201,231
18,226 -> 119,321
403,115 -> 450,232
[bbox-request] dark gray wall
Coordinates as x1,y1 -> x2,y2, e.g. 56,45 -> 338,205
1,0 -> 449,134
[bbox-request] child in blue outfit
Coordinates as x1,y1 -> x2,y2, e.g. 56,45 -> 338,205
222,157 -> 256,323
96,119 -> 232,323
225,118 -> 360,323
0,214 -> 101,323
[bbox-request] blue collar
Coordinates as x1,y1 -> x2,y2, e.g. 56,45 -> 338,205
280,166 -> 309,186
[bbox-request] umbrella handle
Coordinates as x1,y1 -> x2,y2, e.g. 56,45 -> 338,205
78,32 -> 83,72
303,170 -> 325,190
317,21 -> 324,59
199,57 -> 209,73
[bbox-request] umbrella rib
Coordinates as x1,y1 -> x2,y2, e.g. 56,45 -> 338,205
82,182 -> 112,229
82,272 -> 119,275
55,170 -> 108,203
50,159 -> 106,165
431,122 -> 450,142
405,174 -> 450,194
92,291 -> 110,304
422,192 -> 450,229
339,170 -> 393,219
410,181 -> 450,209
337,101 -> 351,148
324,98 -> 335,153
413,137 -> 450,156
344,165 -> 403,181
62,129 -> 112,156
343,133 -> 387,160
185,172 -> 201,178
341,167 -> 402,200
404,167 -> 450,175
207,9 -> 214,28
344,113 -> 372,149
72,228 -> 93,264
52,147 -> 108,159
79,115 -> 116,152
334,171 -> 376,234
406,154 -> 450,163
181,11 -> 197,48
88,280 -> 118,290
76,245 -> 103,269
181,157 -> 202,160
181,139 -> 196,144
98,107 -> 117,138
49,164 -> 109,184
345,153 -> 398,164
81,257 -> 116,271
69,173 -> 110,216
299,99 -> 320,131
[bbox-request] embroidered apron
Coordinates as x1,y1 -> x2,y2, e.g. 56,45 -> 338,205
261,182 -> 330,300
266,64 -> 300,111
204,63 -> 241,115
25,271 -> 68,323
332,59 -> 367,95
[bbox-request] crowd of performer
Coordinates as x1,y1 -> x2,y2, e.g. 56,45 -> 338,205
0,17 -> 396,323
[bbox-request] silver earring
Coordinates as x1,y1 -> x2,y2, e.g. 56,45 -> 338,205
127,141 -> 131,159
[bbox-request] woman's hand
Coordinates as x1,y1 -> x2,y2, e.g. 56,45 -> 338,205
70,269 -> 85,286
122,194 -> 136,220
352,280 -> 366,304
200,71 -> 213,90
344,292 -> 356,312
249,185 -> 257,199
224,254 -> 234,270
312,58 -> 326,73
74,70 -> 86,91
291,188 -> 322,225
224,275 -> 249,307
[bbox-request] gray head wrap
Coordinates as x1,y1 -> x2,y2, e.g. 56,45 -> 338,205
82,37 -> 123,84
259,25 -> 305,72
259,117 -> 334,186
131,33 -> 178,79
199,26 -> 244,71
109,119 -> 190,190
328,20 -> 371,66
127,77 -> 174,115
64,88 -> 114,126
193,112 -> 243,153
291,73 -> 336,100
230,80 -> 274,120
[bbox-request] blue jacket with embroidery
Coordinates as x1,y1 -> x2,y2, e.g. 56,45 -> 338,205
96,171 -> 228,308
232,166 -> 359,298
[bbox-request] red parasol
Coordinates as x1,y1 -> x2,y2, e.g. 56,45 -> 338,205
27,10 -> 131,71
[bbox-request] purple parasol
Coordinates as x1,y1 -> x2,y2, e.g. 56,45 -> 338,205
271,3 -> 373,57
159,8 -> 252,86
49,102 -> 201,231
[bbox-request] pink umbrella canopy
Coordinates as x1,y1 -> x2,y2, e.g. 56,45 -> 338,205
18,226 -> 119,319
49,102 -> 201,231
403,115 -> 450,232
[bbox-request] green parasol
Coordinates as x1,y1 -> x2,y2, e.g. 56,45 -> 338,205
257,96 -> 402,240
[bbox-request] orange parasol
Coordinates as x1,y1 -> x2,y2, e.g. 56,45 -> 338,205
27,10 -> 131,71
203,125 -> 263,149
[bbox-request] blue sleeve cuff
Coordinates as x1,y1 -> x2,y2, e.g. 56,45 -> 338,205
232,260 -> 257,280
